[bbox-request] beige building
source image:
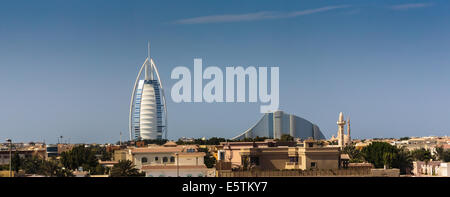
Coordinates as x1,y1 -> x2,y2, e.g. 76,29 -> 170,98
220,139 -> 340,171
284,139 -> 340,170
0,149 -> 46,165
113,149 -> 132,162
219,140 -> 296,169
128,141 -> 211,177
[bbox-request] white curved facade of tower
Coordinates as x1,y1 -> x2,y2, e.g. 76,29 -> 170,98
140,83 -> 158,139
129,43 -> 168,141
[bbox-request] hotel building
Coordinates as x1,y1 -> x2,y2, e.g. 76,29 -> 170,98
129,43 -> 168,140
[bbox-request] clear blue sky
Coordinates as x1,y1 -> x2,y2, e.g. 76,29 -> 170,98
1,0 -> 449,143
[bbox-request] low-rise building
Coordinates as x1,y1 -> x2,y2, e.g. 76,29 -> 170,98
113,148 -> 133,162
129,141 -> 210,177
0,149 -> 46,165
219,139 -> 296,169
219,139 -> 340,171
412,161 -> 449,177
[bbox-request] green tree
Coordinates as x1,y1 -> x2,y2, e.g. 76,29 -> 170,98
342,145 -> 363,163
279,134 -> 294,142
60,145 -> 99,172
41,159 -> 73,177
11,153 -> 22,172
198,148 -> 216,168
22,156 -> 43,174
399,137 -> 410,141
383,152 -> 395,168
110,160 -> 144,177
100,151 -> 112,161
411,148 -> 434,162
393,147 -> 413,174
0,165 -> 9,170
92,164 -> 106,175
442,151 -> 450,162
361,142 -> 413,174
433,146 -> 450,162
434,146 -> 444,160
361,142 -> 398,168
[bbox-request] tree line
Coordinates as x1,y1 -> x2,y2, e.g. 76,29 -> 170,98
6,145 -> 143,177
343,142 -> 450,174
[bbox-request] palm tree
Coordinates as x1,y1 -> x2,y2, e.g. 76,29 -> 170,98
110,160 -> 144,177
434,146 -> 445,161
394,147 -> 413,174
382,152 -> 395,169
11,153 -> 22,172
342,145 -> 363,163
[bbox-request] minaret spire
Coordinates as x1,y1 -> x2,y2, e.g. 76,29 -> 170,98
347,116 -> 351,145
347,117 -> 350,136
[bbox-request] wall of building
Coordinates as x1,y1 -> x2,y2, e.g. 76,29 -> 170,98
133,153 -> 176,168
439,163 -> 449,177
257,148 -> 290,170
113,150 -> 129,162
303,154 -> 339,170
178,155 -> 204,166
145,168 -> 213,177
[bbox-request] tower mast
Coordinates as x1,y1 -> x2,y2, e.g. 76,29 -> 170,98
144,42 -> 150,80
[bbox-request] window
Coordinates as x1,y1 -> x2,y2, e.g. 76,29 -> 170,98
163,157 -> 168,163
155,157 -> 159,161
289,157 -> 298,162
170,156 -> 175,163
141,157 -> 148,163
311,162 -> 317,168
308,143 -> 314,148
219,151 -> 225,160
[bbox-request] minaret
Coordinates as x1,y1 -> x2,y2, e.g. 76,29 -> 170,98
337,112 -> 346,148
347,117 -> 351,145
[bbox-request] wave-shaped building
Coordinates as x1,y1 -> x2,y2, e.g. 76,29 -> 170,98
129,43 -> 168,140
232,111 -> 325,140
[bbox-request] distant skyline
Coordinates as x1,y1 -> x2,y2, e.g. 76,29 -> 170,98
1,0 -> 450,143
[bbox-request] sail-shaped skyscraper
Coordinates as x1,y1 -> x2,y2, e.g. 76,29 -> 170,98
129,43 -> 168,140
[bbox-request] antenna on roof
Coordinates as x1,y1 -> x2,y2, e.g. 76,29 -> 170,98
147,41 -> 151,60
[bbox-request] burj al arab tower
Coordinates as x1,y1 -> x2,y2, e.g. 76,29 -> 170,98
129,43 -> 168,140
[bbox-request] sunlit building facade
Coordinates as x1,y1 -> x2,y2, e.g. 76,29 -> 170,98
129,43 -> 168,140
